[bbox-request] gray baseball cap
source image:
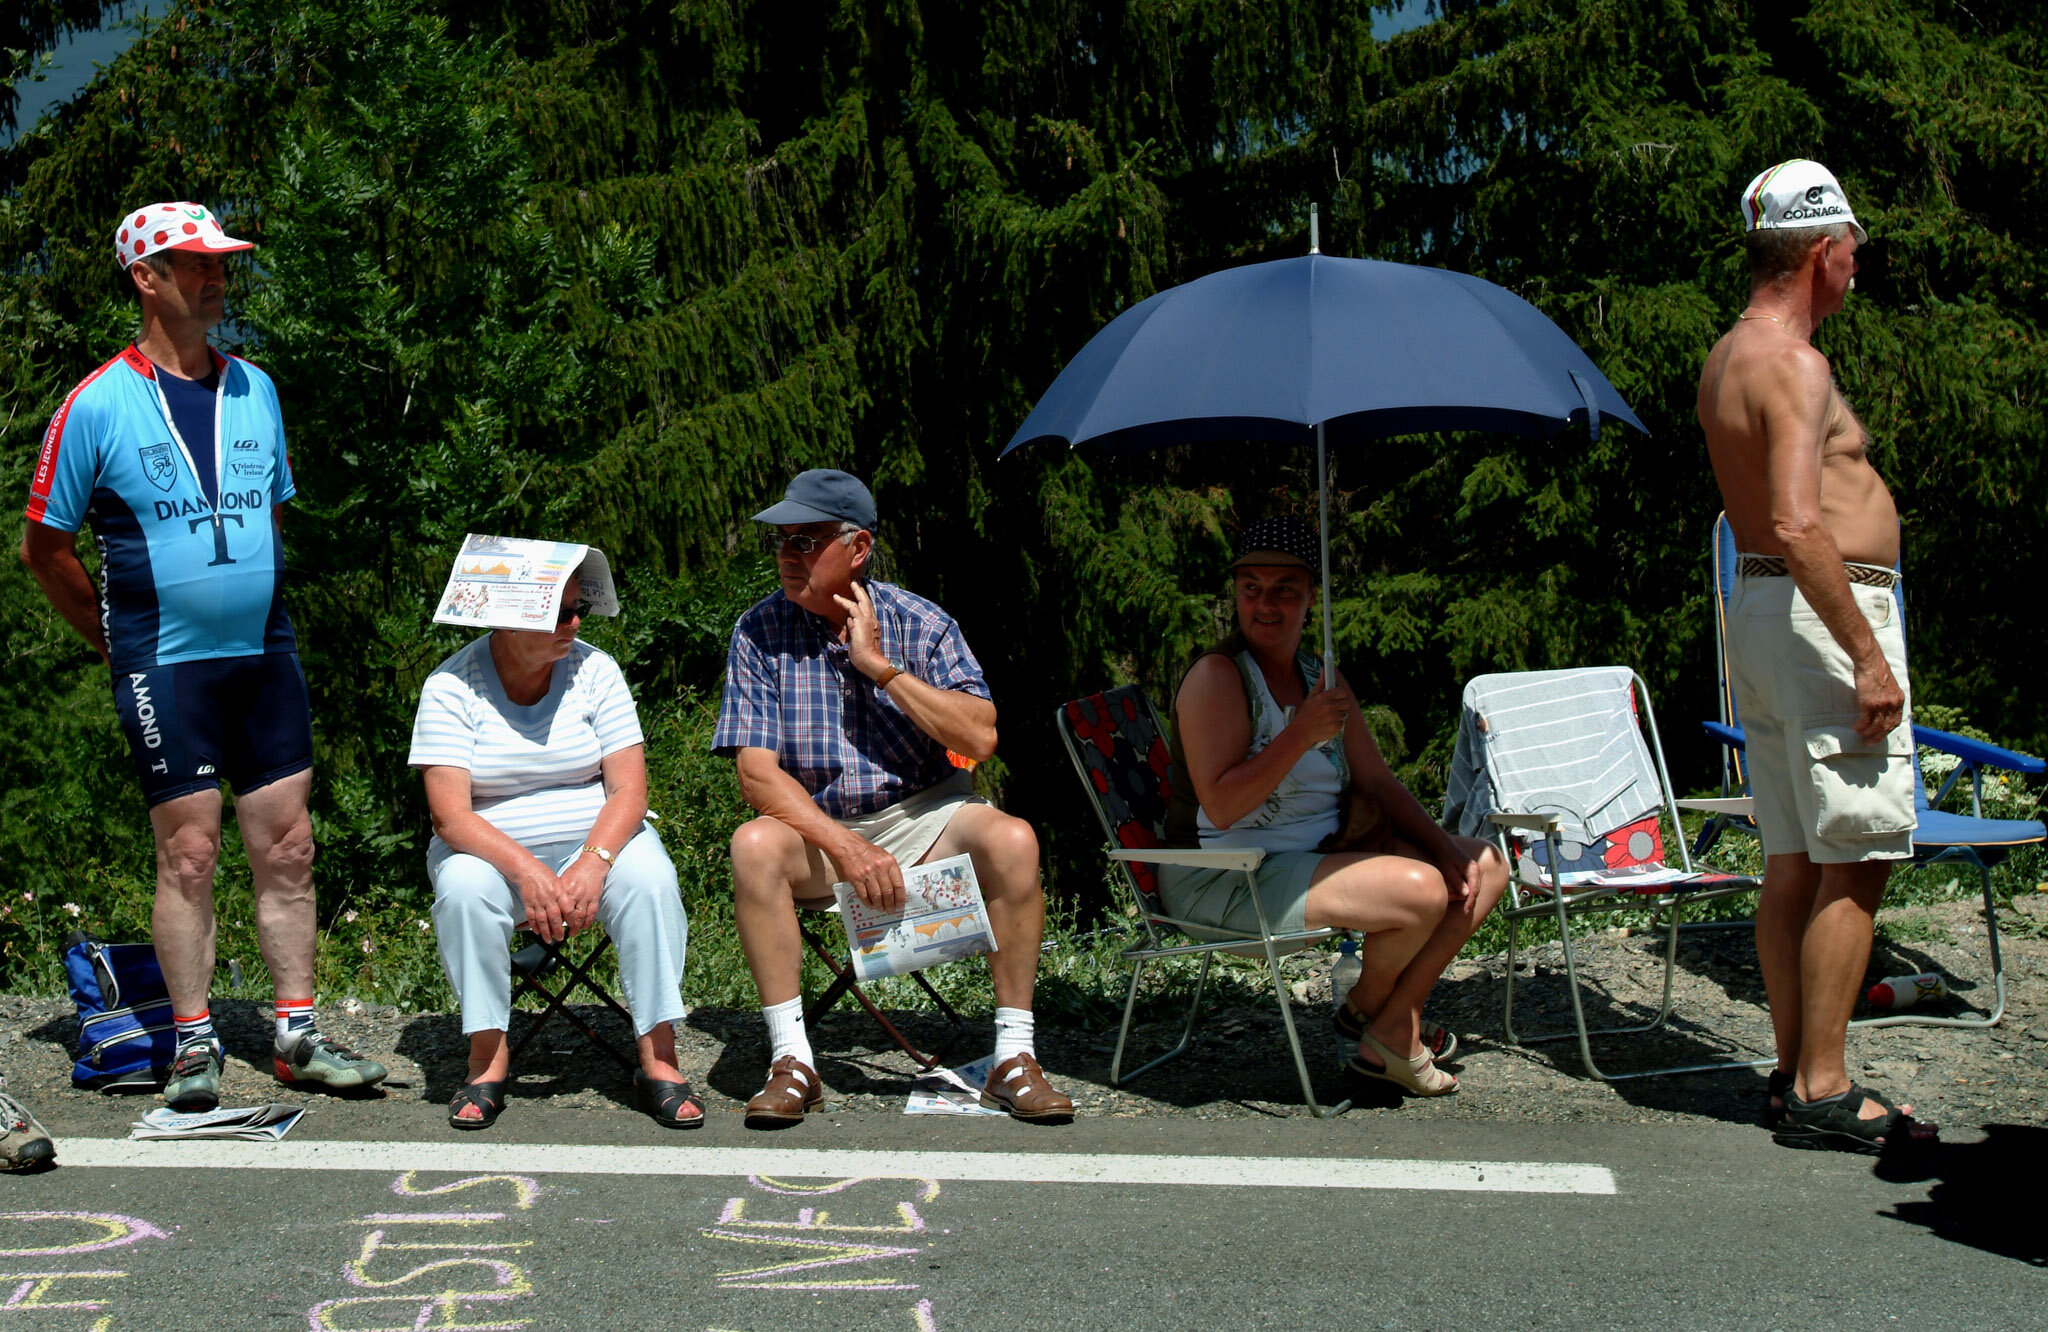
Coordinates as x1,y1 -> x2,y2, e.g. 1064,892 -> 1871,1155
750,469 -> 878,530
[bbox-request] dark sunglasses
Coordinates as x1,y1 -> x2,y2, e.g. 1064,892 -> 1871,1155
766,531 -> 845,555
556,598 -> 594,625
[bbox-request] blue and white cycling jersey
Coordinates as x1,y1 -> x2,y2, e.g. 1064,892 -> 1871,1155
26,345 -> 298,672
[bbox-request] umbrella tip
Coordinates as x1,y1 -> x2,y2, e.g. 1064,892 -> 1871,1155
1309,203 -> 1320,256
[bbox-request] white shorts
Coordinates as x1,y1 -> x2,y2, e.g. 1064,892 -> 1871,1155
794,769 -> 985,902
1725,568 -> 1917,864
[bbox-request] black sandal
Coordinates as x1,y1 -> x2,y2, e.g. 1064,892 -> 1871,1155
634,1071 -> 705,1129
448,1079 -> 506,1131
1763,1068 -> 1794,1130
1774,1082 -> 1936,1155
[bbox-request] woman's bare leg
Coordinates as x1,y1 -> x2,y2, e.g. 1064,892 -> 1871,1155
1303,850 -> 1449,1058
1360,836 -> 1508,1058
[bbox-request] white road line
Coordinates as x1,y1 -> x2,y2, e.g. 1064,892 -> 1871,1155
53,1139 -> 1615,1195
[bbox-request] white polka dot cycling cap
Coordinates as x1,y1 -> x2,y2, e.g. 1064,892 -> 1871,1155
114,201 -> 254,269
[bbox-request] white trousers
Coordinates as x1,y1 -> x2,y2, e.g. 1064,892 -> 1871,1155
428,826 -> 688,1037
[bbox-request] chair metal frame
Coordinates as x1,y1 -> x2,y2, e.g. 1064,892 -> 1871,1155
1483,668 -> 1766,1081
1055,688 -> 1349,1118
1694,512 -> 2044,1031
508,931 -> 637,1074
797,903 -> 968,1071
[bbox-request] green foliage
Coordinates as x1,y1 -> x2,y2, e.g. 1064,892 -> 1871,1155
1,0 -> 2044,1007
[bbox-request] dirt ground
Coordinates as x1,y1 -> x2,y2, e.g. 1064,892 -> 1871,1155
4,892 -> 2042,1134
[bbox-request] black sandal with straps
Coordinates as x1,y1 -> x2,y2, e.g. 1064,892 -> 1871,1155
634,1071 -> 705,1129
448,1079 -> 506,1131
1774,1082 -> 1936,1155
1763,1068 -> 1794,1130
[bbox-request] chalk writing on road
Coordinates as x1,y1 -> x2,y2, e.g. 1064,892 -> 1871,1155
305,1174 -> 542,1332
1,1209 -> 172,1326
703,1173 -> 946,1326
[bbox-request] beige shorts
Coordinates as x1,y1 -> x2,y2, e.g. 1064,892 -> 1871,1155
794,769 -> 985,902
1725,566 -> 1917,864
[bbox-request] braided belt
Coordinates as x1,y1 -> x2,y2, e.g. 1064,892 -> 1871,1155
1736,555 -> 1900,589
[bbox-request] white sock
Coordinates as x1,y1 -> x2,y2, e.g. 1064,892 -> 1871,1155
763,997 -> 814,1070
992,1007 -> 1035,1065
274,997 -> 315,1050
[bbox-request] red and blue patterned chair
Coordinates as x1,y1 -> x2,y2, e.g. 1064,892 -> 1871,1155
1055,686 -> 1347,1117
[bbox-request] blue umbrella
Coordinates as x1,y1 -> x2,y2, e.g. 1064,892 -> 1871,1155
1001,249 -> 1646,666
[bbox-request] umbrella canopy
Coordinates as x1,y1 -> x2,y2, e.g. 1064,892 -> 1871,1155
1000,253 -> 1645,671
1001,254 -> 1644,457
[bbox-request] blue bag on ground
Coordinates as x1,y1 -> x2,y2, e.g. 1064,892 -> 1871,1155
64,931 -> 176,1090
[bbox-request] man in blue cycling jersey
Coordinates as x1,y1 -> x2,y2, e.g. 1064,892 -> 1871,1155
20,202 -> 387,1111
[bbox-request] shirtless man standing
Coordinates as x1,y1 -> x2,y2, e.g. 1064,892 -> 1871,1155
1698,160 -> 1934,1153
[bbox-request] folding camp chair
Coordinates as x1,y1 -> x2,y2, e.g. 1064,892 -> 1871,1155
1696,511 -> 2045,1029
1055,686 -> 1349,1117
508,931 -> 636,1073
1444,667 -> 1764,1080
797,902 -> 968,1071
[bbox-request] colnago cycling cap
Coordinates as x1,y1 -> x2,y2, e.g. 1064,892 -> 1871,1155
1738,161 -> 1867,244
115,202 -> 254,269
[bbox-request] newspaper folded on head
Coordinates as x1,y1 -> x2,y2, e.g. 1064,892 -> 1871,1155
129,1103 -> 305,1141
432,533 -> 619,632
832,853 -> 996,982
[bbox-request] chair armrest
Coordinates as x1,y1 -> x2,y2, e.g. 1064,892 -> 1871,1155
1676,797 -> 1755,817
1913,724 -> 2046,775
1108,847 -> 1265,872
1702,720 -> 1746,750
1488,812 -> 1561,834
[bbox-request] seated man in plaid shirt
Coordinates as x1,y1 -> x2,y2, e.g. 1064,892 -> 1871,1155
714,469 -> 1073,1127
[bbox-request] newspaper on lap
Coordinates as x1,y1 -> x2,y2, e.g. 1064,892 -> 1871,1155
832,853 -> 996,981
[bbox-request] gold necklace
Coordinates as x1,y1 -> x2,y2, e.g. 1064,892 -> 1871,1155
1738,310 -> 1788,328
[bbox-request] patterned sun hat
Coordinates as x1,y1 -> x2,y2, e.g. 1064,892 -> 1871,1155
1228,515 -> 1320,573
114,201 -> 254,269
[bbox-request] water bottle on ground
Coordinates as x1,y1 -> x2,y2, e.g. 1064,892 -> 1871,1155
1866,971 -> 1948,1010
1331,938 -> 1362,1011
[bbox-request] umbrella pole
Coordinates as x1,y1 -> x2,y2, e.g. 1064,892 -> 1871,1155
1316,419 -> 1334,683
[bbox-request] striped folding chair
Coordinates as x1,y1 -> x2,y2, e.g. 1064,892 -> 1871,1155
1445,667 -> 1763,1080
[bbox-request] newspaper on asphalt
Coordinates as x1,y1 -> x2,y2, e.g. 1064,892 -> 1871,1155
832,853 -> 996,981
129,1103 -> 305,1141
432,533 -> 619,632
904,1054 -> 1005,1116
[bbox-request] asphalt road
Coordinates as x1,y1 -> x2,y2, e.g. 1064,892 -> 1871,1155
4,1099 -> 2042,1331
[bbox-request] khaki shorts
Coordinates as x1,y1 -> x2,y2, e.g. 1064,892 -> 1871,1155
794,769 -> 985,902
1725,567 -> 1917,864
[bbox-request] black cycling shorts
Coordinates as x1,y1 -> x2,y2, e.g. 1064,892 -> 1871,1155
111,652 -> 314,808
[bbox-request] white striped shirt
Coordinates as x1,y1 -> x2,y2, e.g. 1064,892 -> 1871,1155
408,636 -> 644,848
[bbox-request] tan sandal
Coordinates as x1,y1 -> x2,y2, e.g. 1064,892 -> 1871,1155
1348,1031 -> 1457,1097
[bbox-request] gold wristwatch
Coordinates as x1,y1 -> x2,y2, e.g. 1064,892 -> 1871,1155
578,843 -> 615,867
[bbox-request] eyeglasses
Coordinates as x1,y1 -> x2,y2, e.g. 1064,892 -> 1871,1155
556,599 -> 594,625
766,531 -> 847,555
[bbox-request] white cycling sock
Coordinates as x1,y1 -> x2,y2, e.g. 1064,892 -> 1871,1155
173,1008 -> 218,1053
992,1007 -> 1035,1065
763,997 -> 814,1071
274,997 -> 315,1050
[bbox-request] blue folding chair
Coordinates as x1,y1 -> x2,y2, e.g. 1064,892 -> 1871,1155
1696,512 -> 2045,1029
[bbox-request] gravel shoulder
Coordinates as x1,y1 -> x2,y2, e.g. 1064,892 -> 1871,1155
5,893 -> 2043,1137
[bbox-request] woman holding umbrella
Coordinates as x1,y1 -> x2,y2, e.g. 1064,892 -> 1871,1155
1166,517 -> 1507,1096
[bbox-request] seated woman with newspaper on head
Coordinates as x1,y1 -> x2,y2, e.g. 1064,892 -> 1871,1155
408,540 -> 696,1131
1163,517 -> 1508,1097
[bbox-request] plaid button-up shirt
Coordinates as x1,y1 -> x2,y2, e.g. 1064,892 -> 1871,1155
712,580 -> 991,818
